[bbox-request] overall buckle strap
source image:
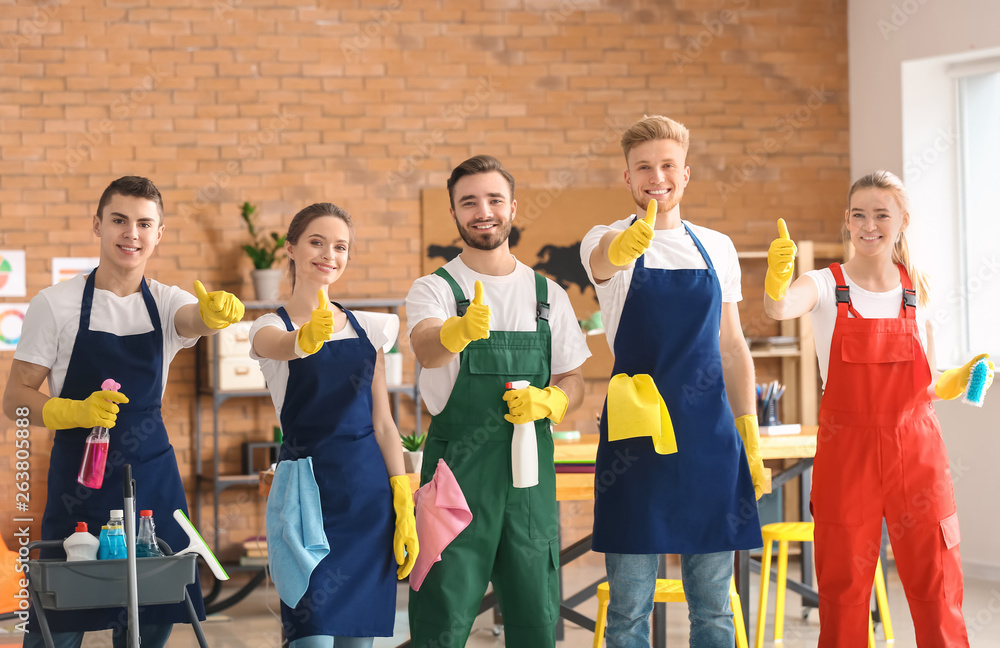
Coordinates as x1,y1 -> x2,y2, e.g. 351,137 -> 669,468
533,271 -> 550,324
903,288 -> 917,309
835,285 -> 851,304
433,267 -> 470,316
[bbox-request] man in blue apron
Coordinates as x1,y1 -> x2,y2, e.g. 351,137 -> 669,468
580,116 -> 765,647
3,176 -> 245,648
405,155 -> 590,647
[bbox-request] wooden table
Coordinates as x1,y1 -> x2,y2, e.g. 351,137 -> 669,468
257,430 -> 820,500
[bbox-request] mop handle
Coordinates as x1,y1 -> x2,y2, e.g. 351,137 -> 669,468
123,464 -> 140,648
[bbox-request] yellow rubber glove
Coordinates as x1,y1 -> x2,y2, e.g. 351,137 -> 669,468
935,353 -> 995,400
607,200 -> 656,266
503,385 -> 569,425
439,280 -> 490,353
389,474 -> 419,580
735,414 -> 766,500
296,289 -> 334,356
765,218 -> 797,301
194,280 -> 245,329
41,390 -> 130,431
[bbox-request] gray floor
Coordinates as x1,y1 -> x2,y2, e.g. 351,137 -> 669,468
7,557 -> 996,648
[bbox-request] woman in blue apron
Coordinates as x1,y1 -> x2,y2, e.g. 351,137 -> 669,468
250,203 -> 417,648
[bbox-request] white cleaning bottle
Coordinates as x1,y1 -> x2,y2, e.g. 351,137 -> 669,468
507,380 -> 538,488
64,522 -> 100,561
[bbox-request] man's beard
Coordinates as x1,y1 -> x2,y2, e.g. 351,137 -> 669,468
457,218 -> 512,251
634,188 -> 683,217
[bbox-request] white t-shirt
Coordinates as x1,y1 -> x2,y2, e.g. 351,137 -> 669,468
580,217 -> 743,351
805,266 -> 929,389
405,256 -> 591,416
249,310 -> 397,421
14,273 -> 199,397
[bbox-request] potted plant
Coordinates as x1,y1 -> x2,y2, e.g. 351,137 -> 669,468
400,431 -> 426,474
240,201 -> 287,302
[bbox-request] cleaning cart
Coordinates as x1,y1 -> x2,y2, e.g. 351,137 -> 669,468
25,465 -> 210,648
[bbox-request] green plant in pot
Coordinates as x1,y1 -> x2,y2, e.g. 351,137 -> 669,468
400,431 -> 426,474
240,201 -> 287,301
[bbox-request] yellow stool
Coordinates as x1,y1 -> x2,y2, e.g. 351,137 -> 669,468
754,522 -> 894,648
593,576 -> 748,648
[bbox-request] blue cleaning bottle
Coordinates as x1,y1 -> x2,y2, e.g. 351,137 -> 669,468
97,525 -> 110,560
101,509 -> 127,560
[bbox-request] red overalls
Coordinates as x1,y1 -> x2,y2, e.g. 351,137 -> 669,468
813,263 -> 969,647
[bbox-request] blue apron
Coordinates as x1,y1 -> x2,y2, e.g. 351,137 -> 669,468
32,270 -> 205,632
592,223 -> 762,554
274,305 -> 395,639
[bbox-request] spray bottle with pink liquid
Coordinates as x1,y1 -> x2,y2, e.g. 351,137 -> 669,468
77,378 -> 119,489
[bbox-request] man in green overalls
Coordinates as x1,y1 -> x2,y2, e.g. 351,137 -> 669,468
405,155 -> 590,647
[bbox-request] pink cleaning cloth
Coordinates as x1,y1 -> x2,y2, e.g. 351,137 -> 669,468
409,458 -> 473,591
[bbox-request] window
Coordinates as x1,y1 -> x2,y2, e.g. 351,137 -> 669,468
956,71 -> 1000,356
901,49 -> 1000,367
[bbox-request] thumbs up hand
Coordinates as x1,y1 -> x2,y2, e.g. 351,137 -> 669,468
765,218 -> 797,301
296,289 -> 335,356
439,280 -> 491,354
608,201 -> 657,266
194,280 -> 245,329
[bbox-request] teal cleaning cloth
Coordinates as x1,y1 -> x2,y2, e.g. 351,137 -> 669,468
266,457 -> 330,607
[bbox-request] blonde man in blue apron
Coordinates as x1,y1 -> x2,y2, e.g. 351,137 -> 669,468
581,116 -> 765,647
406,155 -> 590,648
3,176 -> 245,648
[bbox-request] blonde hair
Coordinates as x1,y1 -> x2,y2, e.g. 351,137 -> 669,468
846,170 -> 930,307
620,115 -> 690,163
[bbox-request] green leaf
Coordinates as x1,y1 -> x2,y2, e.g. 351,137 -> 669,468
399,431 -> 426,452
240,202 -> 286,269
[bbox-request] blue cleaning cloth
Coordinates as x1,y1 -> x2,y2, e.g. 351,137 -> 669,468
266,457 -> 330,607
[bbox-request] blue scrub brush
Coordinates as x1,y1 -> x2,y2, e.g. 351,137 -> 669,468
962,358 -> 990,407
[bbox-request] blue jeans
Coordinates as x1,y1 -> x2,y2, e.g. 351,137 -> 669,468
22,624 -> 172,648
604,551 -> 734,648
289,636 -> 374,648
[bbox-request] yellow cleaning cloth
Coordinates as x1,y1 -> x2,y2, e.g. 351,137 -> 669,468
607,374 -> 678,455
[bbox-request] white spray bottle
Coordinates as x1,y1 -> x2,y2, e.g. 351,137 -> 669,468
506,380 -> 538,488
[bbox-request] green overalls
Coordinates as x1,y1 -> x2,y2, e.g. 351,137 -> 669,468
408,268 -> 560,648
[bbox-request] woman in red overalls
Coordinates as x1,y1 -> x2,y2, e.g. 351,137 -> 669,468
763,170 -> 993,646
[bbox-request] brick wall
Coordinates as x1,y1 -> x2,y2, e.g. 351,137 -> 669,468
0,0 -> 849,559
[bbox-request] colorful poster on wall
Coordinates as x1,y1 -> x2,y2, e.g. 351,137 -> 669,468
0,303 -> 28,351
0,250 -> 27,297
52,257 -> 100,285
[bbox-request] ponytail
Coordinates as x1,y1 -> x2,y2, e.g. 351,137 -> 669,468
893,230 -> 930,308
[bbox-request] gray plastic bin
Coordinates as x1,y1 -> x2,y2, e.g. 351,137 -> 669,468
28,554 -> 197,610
